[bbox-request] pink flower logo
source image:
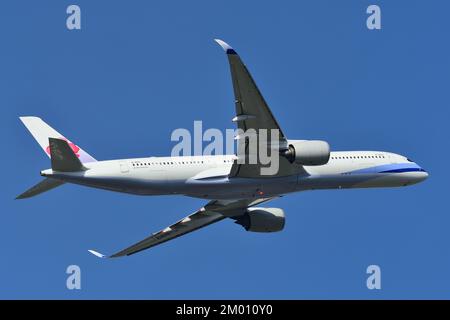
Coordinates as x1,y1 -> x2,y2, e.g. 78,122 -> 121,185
46,137 -> 81,157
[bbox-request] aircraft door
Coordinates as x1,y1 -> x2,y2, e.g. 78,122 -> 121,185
120,161 -> 129,173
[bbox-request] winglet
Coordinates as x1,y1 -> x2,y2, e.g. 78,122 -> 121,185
88,249 -> 107,259
214,39 -> 237,55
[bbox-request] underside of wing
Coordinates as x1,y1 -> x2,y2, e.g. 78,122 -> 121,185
90,210 -> 224,258
215,39 -> 303,178
214,39 -> 288,143
88,197 -> 278,258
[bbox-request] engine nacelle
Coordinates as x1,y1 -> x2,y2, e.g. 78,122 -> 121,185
235,207 -> 285,233
284,140 -> 330,165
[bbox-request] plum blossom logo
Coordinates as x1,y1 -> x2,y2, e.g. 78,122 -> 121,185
46,137 -> 81,157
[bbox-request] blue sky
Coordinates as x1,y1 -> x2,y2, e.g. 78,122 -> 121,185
1,0 -> 449,299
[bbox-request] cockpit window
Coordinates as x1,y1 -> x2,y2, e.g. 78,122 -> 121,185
407,158 -> 414,162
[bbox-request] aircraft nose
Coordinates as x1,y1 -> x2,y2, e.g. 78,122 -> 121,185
419,168 -> 428,180
417,170 -> 428,182
413,163 -> 428,183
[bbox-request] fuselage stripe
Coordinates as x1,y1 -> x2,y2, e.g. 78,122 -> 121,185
345,163 -> 424,175
379,168 -> 426,173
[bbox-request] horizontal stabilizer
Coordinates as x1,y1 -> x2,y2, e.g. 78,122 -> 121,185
49,138 -> 86,172
16,178 -> 65,200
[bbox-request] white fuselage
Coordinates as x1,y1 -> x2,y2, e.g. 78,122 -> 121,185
41,151 -> 428,200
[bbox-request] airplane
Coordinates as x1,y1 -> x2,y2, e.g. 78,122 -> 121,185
16,39 -> 428,258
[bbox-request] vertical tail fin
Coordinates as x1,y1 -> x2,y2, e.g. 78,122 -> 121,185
19,116 -> 97,163
49,138 -> 86,172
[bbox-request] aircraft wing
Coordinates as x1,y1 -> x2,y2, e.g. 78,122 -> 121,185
214,39 -> 288,143
88,197 -> 277,258
215,39 -> 301,178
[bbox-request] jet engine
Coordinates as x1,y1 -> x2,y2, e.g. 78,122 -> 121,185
283,140 -> 330,165
234,207 -> 285,232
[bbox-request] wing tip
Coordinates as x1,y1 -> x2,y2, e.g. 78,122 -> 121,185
214,39 -> 237,55
88,249 -> 107,259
